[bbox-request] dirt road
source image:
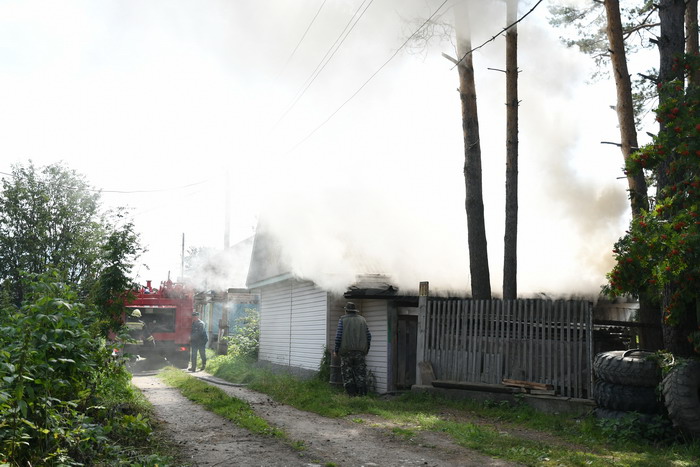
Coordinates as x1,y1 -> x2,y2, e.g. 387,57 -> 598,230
132,370 -> 518,467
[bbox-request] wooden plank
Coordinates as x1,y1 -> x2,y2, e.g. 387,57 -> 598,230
527,300 -> 533,380
432,379 -> 521,394
574,302 -> 581,398
397,319 -> 407,386
538,300 -> 545,382
565,301 -> 572,397
450,300 -> 459,379
545,300 -> 552,386
502,378 -> 554,391
503,300 -> 511,379
468,301 -> 477,380
459,300 -> 467,381
475,300 -> 486,381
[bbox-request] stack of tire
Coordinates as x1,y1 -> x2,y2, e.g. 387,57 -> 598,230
661,359 -> 700,438
592,350 -> 662,420
594,350 -> 700,438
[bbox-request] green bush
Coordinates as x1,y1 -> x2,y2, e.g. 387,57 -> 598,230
224,307 -> 259,361
0,272 -> 169,466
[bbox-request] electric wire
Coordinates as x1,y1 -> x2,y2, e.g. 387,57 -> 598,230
274,0 -> 375,128
285,0 -> 451,154
276,0 -> 329,80
1,169 -> 210,194
451,0 -> 544,70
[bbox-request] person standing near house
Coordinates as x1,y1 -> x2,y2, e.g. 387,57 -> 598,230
189,311 -> 208,372
333,302 -> 371,396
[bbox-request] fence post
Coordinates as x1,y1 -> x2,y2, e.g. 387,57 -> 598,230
415,281 -> 429,387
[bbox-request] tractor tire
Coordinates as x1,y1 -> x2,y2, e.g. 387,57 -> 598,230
593,380 -> 661,413
593,350 -> 661,387
662,360 -> 700,437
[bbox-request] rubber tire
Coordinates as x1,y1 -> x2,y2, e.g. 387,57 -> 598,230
593,380 -> 661,413
593,350 -> 661,387
662,360 -> 700,437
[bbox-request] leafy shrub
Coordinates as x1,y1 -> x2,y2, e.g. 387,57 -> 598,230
0,272 -> 166,465
224,307 -> 259,360
597,412 -> 678,444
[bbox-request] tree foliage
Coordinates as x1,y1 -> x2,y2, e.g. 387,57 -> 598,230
92,213 -> 143,335
0,272 -> 165,465
604,55 -> 700,352
548,1 -> 659,126
0,161 -> 142,308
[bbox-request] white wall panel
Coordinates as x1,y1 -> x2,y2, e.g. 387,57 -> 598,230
290,281 -> 328,371
361,300 -> 389,394
257,281 -> 292,366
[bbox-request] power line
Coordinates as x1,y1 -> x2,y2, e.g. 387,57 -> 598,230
99,180 -> 209,194
451,0 -> 544,70
276,0 -> 329,80
0,169 -> 210,194
274,0 -> 376,128
286,0 -> 451,154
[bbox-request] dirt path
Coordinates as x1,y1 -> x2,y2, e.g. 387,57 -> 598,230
132,370 -> 519,467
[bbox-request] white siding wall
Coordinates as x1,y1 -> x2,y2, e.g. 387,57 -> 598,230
257,279 -> 328,372
258,281 -> 292,366
361,299 -> 389,394
290,282 -> 328,370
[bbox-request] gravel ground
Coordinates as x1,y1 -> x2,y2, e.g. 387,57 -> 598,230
131,369 -> 519,467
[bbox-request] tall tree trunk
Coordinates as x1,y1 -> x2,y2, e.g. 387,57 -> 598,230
604,0 -> 648,217
455,4 -> 491,299
657,0 -> 694,356
604,0 -> 662,350
687,0 -> 699,86
503,0 -> 518,300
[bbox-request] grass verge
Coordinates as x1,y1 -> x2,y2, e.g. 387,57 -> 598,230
203,354 -> 700,467
158,366 -> 284,438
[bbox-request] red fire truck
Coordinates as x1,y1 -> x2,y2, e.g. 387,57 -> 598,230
121,279 -> 194,368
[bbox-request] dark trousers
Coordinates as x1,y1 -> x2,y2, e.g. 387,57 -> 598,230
190,343 -> 206,369
340,350 -> 368,395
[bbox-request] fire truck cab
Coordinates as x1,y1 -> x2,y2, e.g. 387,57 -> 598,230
122,279 -> 194,368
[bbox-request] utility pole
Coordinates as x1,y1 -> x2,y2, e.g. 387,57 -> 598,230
503,0 -> 519,300
181,233 -> 185,281
224,170 -> 230,249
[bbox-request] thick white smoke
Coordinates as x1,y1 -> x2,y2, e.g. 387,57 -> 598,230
256,0 -> 629,298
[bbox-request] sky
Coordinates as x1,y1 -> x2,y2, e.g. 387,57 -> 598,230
0,0 -> 652,298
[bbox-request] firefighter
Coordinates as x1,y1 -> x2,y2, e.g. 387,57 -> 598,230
189,311 -> 208,371
125,309 -> 145,339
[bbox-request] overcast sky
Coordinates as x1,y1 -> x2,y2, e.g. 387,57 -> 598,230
0,0 -> 648,297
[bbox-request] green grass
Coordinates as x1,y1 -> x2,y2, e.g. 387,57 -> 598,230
203,354 -> 700,467
158,366 -> 284,438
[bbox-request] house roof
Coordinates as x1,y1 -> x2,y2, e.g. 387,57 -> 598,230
246,224 -> 293,288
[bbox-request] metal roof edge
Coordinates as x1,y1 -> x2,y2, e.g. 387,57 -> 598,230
246,272 -> 295,289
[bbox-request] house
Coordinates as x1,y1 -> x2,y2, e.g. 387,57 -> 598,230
245,227 -> 419,394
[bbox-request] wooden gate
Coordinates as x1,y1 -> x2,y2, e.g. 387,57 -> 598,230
396,314 -> 417,389
416,298 -> 593,399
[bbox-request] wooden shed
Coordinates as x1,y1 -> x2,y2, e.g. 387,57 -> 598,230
246,228 -> 418,394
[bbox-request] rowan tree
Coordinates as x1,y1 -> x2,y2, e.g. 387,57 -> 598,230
604,55 -> 700,354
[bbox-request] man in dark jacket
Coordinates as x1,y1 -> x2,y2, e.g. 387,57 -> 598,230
189,311 -> 208,372
333,302 -> 371,396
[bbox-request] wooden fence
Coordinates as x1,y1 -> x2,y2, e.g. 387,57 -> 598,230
417,298 -> 594,399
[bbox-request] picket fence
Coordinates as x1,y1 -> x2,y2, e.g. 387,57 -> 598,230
417,297 -> 594,399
